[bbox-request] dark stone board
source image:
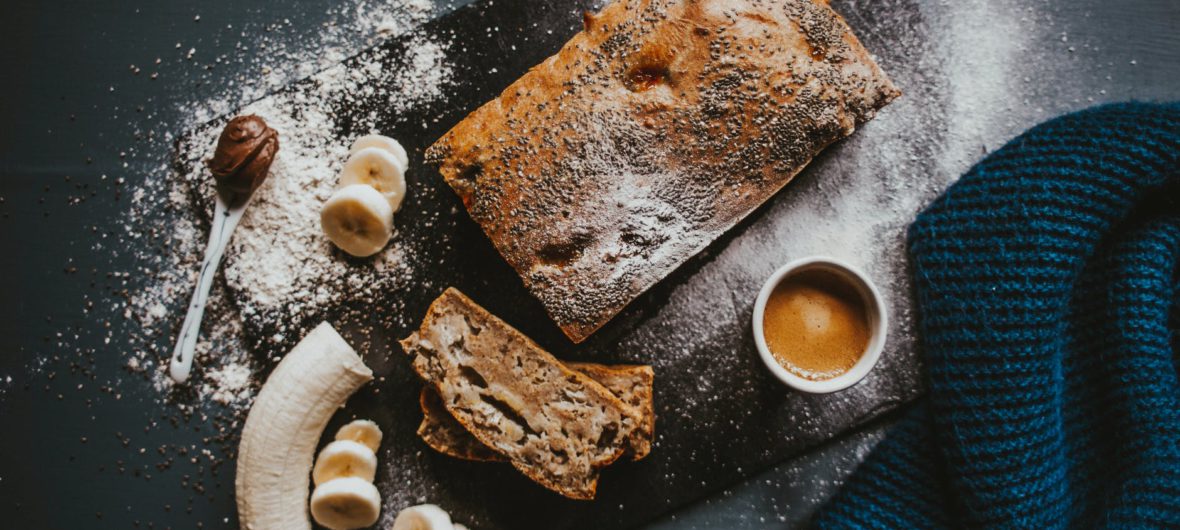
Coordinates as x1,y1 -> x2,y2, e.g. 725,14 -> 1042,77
175,0 -> 927,528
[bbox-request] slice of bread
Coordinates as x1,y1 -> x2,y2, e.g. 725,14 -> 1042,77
566,363 -> 654,460
400,288 -> 642,500
418,385 -> 506,462
419,362 -> 655,462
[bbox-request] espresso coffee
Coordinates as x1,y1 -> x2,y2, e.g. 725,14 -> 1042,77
761,269 -> 870,381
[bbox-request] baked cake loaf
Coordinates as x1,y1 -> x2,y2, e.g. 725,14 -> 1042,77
400,288 -> 643,500
426,0 -> 900,342
418,362 -> 655,462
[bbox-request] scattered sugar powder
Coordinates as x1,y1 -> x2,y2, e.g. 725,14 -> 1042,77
203,362 -> 255,407
173,31 -> 454,347
391,35 -> 455,115
121,4 -> 456,410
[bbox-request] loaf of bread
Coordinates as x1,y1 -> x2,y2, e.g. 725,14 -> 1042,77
418,362 -> 655,462
426,0 -> 900,342
400,288 -> 643,500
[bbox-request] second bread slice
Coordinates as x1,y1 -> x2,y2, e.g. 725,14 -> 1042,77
400,288 -> 642,500
419,362 -> 655,462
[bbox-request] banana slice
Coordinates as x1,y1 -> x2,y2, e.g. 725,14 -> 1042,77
336,419 -> 383,453
350,134 -> 409,174
309,477 -> 382,530
391,504 -> 454,530
339,147 -> 407,212
312,440 -> 378,486
321,184 -> 394,258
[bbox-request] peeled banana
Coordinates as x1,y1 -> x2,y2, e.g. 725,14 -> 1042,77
235,323 -> 373,530
321,184 -> 395,258
339,147 -> 407,212
351,134 -> 409,174
391,504 -> 455,530
336,419 -> 383,452
309,477 -> 383,530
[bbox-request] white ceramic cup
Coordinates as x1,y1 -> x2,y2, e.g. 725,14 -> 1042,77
751,256 -> 887,393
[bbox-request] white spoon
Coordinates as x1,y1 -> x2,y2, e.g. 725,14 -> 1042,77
168,191 -> 254,383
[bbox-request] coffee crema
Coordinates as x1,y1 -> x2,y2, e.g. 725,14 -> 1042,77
761,269 -> 870,381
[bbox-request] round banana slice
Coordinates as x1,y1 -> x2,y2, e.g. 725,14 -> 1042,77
321,184 -> 394,258
335,419 -> 383,453
391,504 -> 454,530
339,147 -> 407,212
309,477 -> 382,530
312,440 -> 378,486
350,134 -> 409,174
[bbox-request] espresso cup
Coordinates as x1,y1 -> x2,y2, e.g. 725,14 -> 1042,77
752,256 -> 887,393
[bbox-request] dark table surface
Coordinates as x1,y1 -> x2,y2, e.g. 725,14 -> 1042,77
2,0 -> 1178,528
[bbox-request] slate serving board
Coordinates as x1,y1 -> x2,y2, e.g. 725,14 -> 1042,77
177,0 -> 934,527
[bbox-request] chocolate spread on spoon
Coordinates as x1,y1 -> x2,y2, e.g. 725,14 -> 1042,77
208,115 -> 279,199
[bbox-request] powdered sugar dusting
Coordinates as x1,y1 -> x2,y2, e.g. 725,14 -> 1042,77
203,361 -> 254,406
122,3 -> 456,411
393,36 -> 457,115
179,31 -> 454,340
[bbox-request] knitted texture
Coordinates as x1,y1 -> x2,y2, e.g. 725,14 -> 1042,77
813,102 -> 1180,528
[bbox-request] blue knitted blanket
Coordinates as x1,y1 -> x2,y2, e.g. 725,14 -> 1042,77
813,103 -> 1180,528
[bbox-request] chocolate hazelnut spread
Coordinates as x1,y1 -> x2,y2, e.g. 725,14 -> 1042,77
209,115 -> 279,198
